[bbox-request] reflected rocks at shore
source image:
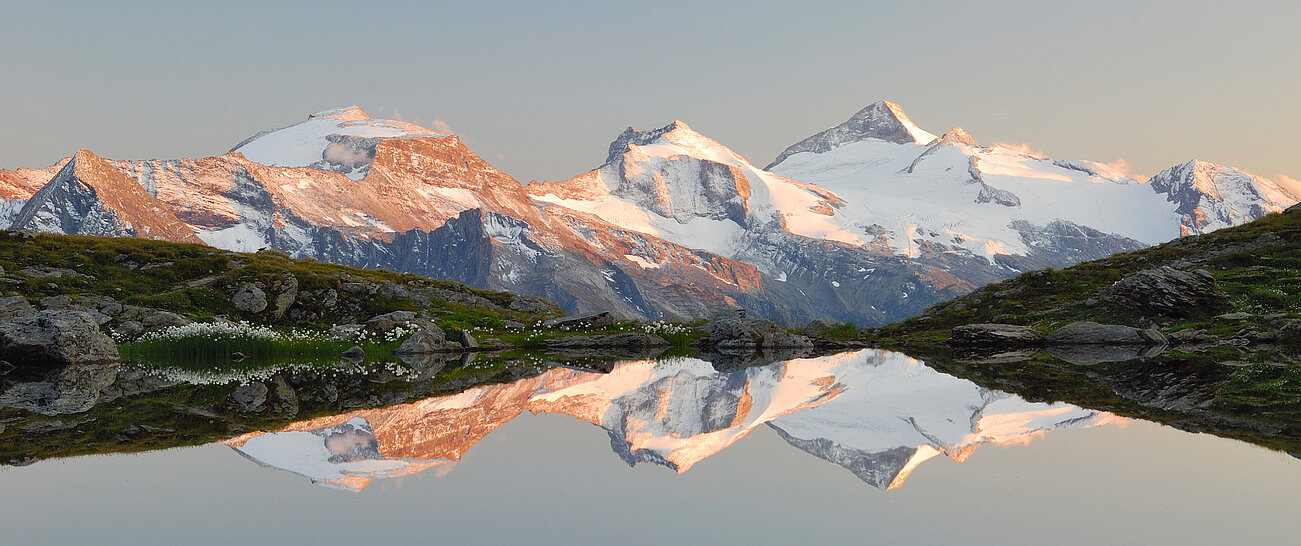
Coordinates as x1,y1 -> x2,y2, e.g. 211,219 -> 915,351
225,350 -> 1119,491
7,344 -> 1297,494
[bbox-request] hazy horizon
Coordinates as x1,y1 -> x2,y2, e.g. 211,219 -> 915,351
3,1 -> 1298,185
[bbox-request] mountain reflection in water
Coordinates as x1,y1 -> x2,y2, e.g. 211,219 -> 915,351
227,349 -> 1121,491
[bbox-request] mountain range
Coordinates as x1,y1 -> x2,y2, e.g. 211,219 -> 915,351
227,350 -> 1119,491
2,102 -> 1296,325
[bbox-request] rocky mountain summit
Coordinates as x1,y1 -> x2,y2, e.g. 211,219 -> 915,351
1,102 -> 1295,325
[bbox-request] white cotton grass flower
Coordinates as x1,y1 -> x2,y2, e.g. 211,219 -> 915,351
139,320 -> 293,342
139,359 -> 419,386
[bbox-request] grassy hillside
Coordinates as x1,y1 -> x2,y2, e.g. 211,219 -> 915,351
870,208 -> 1300,352
0,230 -> 558,330
864,208 -> 1301,452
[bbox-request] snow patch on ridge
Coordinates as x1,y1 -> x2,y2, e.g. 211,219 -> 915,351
232,106 -> 443,180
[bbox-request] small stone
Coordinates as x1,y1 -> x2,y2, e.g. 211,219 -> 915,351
340,345 -> 365,362
457,329 -> 478,349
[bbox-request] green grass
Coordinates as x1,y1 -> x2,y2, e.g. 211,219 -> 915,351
0,230 -> 558,330
869,209 -> 1301,344
866,209 -> 1301,454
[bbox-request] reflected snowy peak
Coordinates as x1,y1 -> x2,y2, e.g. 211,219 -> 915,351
227,350 -> 1120,491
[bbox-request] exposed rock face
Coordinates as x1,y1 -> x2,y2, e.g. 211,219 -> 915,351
1045,321 -> 1166,346
271,274 -> 298,319
948,324 -> 1043,347
10,150 -> 202,243
767,100 -> 935,168
0,296 -> 34,320
1109,267 -> 1230,317
508,296 -> 554,315
975,184 -> 1021,207
0,309 -> 120,366
1149,160 -> 1300,236
7,105 -> 1294,329
231,285 -> 268,313
996,220 -> 1147,273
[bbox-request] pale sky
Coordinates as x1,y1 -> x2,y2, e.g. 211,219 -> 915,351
2,1 -> 1298,184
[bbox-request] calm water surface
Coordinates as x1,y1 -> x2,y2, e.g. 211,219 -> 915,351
2,349 -> 1298,545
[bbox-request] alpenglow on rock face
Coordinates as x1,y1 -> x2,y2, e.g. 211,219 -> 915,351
1,102 -> 1296,325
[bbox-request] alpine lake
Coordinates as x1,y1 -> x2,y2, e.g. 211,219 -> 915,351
2,342 -> 1298,545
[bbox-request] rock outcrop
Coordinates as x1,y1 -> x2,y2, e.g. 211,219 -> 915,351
0,309 -> 120,366
364,311 -> 417,335
1108,267 -> 1230,317
232,284 -> 268,313
948,324 -> 1043,347
393,320 -> 460,354
1045,321 -> 1167,346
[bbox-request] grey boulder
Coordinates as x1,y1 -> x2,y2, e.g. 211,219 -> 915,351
1108,266 -> 1230,317
761,332 -> 814,349
1046,321 -> 1166,346
0,296 -> 34,320
545,332 -> 670,350
393,320 -> 460,354
365,311 -> 417,335
0,310 -> 120,366
948,324 -> 1043,347
231,284 -> 268,313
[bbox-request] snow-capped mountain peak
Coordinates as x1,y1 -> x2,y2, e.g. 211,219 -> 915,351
1148,159 -> 1300,235
307,105 -> 371,121
936,126 -> 978,147
767,100 -> 937,169
229,105 -> 444,180
10,148 -> 202,243
3,103 -> 1296,327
